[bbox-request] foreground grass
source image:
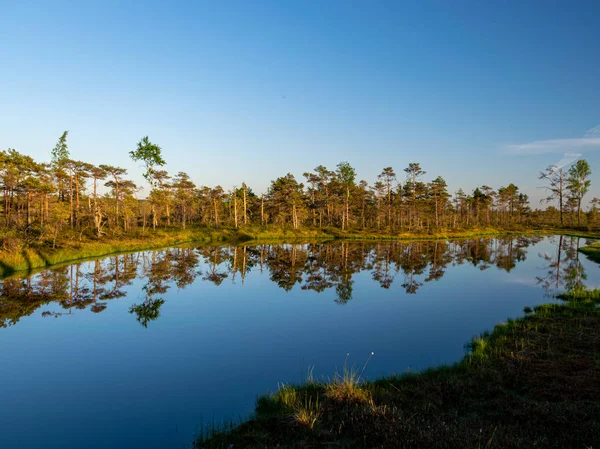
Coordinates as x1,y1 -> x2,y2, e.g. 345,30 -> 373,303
196,290 -> 600,449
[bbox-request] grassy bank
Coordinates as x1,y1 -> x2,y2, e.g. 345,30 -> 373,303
327,226 -> 599,241
1,225 -> 597,278
580,240 -> 600,263
0,226 -> 330,277
196,290 -> 600,448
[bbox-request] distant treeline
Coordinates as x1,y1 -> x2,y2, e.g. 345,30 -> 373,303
1,132 -> 597,247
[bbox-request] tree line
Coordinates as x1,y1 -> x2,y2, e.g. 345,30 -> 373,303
1,132 -> 596,247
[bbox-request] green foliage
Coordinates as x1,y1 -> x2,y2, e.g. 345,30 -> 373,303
129,136 -> 166,188
567,159 -> 592,199
51,130 -> 69,165
567,159 -> 593,225
336,161 -> 356,187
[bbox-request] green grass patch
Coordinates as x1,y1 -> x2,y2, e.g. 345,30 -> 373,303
556,287 -> 600,302
579,241 -> 600,263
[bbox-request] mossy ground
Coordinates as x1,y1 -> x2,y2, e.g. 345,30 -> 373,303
195,290 -> 600,449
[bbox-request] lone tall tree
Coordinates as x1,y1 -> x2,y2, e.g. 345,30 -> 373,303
130,137 -> 166,229
567,159 -> 592,226
51,131 -> 70,165
51,131 -> 70,206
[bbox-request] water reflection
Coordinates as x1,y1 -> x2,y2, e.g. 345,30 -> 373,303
0,235 -> 591,329
535,235 -> 592,296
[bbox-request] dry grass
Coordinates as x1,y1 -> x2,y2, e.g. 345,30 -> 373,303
293,394 -> 321,430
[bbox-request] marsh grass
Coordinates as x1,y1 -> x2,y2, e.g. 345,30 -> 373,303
196,290 -> 600,449
324,353 -> 374,404
557,287 -> 600,302
293,393 -> 321,429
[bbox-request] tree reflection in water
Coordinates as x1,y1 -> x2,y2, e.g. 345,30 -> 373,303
536,235 -> 592,296
1,236 -> 590,329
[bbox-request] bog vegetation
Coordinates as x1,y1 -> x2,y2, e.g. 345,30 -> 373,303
1,132 -> 597,256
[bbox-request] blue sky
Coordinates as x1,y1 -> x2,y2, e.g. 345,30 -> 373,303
2,0 -> 599,205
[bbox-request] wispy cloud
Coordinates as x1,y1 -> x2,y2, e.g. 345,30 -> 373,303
506,137 -> 600,155
584,124 -> 600,138
505,124 -> 600,155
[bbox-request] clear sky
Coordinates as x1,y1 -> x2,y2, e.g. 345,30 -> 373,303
2,0 -> 600,205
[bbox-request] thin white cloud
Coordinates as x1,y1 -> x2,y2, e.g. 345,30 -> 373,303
584,125 -> 600,138
506,124 -> 600,155
506,137 -> 600,155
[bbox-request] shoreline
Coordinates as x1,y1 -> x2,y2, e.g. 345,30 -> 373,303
0,226 -> 597,278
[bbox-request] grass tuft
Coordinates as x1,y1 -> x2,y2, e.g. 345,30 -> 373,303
324,353 -> 374,404
293,393 -> 321,429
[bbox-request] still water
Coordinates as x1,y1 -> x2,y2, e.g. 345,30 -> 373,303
0,235 -> 597,449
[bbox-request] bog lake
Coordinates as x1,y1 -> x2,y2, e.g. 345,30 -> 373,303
0,235 -> 596,449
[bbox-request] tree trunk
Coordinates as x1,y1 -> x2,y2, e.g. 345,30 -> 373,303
233,193 -> 238,228
75,172 -> 80,228
243,183 -> 247,225
346,187 -> 350,231
93,176 -> 99,235
115,179 -> 120,229
26,191 -> 31,227
213,198 -> 219,227
152,202 -> 157,230
69,172 -> 74,229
